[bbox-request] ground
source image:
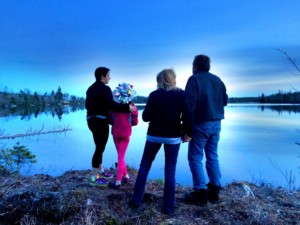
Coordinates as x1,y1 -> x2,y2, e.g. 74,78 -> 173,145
0,168 -> 299,225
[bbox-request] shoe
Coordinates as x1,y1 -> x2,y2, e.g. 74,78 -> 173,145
207,183 -> 221,203
99,170 -> 113,179
88,175 -> 97,184
128,200 -> 144,213
121,177 -> 130,184
184,189 -> 208,206
89,177 -> 109,187
161,208 -> 175,216
143,192 -> 157,202
108,181 -> 121,189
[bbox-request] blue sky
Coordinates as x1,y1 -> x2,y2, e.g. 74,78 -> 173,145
1,0 -> 300,98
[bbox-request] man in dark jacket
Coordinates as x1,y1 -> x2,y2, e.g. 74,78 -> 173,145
184,55 -> 228,206
85,67 -> 135,185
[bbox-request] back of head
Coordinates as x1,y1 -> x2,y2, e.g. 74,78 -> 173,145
95,67 -> 110,81
156,69 -> 177,91
193,55 -> 211,73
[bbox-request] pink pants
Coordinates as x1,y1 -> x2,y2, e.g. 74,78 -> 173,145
113,136 -> 130,181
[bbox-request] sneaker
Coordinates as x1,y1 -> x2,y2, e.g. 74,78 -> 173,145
108,181 -> 121,189
88,175 -> 97,184
89,176 -> 109,187
99,170 -> 113,179
94,178 -> 109,186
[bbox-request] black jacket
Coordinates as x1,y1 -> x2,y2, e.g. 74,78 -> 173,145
85,80 -> 129,119
142,88 -> 189,138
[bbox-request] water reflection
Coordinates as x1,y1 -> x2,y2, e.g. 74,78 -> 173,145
0,105 -> 85,121
227,103 -> 300,114
259,104 -> 300,114
1,104 -> 299,188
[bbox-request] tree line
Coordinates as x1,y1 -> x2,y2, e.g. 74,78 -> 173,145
229,90 -> 300,104
0,86 -> 86,119
0,86 -> 85,109
1,86 -> 300,111
0,86 -> 148,110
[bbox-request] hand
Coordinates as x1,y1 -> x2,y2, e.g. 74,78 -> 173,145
129,104 -> 136,112
182,134 -> 192,143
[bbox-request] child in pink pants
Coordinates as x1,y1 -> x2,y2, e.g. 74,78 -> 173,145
109,83 -> 138,188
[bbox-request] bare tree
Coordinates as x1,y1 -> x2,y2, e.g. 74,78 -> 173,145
277,48 -> 300,74
278,48 -> 300,146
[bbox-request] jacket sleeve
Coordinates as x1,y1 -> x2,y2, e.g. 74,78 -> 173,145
106,86 -> 129,112
131,104 -> 139,126
181,92 -> 193,137
184,76 -> 198,137
222,82 -> 228,106
142,93 -> 154,122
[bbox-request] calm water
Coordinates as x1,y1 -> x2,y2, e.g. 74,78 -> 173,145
1,104 -> 300,188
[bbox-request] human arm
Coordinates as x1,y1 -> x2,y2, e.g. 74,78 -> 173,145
142,93 -> 155,122
222,82 -> 228,106
131,103 -> 139,126
184,76 -> 198,137
182,134 -> 192,143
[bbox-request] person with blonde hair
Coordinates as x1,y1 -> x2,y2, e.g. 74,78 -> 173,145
130,69 -> 191,215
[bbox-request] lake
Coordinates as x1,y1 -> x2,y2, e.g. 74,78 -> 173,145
1,104 -> 299,189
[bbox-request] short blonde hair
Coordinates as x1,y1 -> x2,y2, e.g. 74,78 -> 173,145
156,69 -> 178,91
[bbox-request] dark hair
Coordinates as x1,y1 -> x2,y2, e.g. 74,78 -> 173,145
193,55 -> 211,72
95,67 -> 110,80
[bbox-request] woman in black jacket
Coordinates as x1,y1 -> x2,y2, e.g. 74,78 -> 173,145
130,69 -> 191,215
86,67 -> 135,186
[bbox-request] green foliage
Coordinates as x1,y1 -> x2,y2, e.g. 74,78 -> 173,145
105,218 -> 118,225
153,178 -> 164,185
0,142 -> 37,174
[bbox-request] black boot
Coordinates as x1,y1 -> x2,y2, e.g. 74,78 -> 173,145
207,183 -> 221,203
184,189 -> 208,206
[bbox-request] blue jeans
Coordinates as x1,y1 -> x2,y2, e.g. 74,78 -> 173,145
188,121 -> 221,189
132,140 -> 180,214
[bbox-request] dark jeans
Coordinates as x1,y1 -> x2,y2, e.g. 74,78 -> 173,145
87,117 -> 109,168
132,140 -> 180,214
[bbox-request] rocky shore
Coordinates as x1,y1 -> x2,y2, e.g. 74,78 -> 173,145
0,168 -> 299,225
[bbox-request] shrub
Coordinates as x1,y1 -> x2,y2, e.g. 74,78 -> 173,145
0,142 -> 37,174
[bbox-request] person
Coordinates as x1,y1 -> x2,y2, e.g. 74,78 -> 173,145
108,82 -> 139,189
184,54 -> 228,206
130,69 -> 190,215
85,67 -> 136,186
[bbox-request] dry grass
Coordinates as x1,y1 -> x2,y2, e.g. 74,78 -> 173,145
0,168 -> 299,225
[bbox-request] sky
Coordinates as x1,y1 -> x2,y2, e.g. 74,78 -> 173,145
0,0 -> 300,98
